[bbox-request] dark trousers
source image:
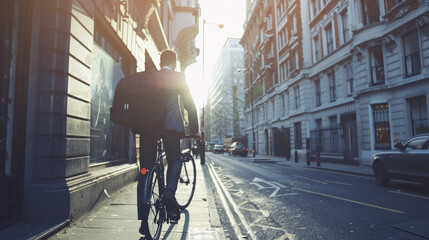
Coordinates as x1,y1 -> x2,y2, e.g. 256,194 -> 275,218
137,130 -> 183,220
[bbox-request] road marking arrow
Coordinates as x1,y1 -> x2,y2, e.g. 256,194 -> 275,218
251,177 -> 296,197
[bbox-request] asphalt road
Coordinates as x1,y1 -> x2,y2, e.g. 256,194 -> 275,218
206,153 -> 429,240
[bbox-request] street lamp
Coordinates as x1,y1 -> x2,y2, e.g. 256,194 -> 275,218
201,19 -> 224,165
237,68 -> 256,157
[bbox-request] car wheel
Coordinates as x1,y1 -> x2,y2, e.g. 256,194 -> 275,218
374,162 -> 390,186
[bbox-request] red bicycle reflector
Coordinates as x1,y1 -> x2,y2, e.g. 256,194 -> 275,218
140,168 -> 147,175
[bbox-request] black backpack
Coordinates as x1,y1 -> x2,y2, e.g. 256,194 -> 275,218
110,71 -> 167,132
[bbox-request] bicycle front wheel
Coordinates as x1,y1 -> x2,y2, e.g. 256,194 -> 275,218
142,164 -> 164,240
176,153 -> 197,210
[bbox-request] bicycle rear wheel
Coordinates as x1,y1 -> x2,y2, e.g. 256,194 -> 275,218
176,153 -> 197,210
142,164 -> 164,240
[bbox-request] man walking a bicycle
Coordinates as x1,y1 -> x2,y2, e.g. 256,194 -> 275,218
137,49 -> 201,238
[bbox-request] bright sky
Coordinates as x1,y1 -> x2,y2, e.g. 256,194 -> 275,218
185,0 -> 246,111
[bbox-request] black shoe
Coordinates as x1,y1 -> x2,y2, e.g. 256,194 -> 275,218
164,194 -> 180,223
139,221 -> 147,235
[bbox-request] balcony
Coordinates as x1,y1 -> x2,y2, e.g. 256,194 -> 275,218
383,0 -> 423,24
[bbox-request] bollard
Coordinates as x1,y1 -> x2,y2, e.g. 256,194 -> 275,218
316,152 -> 320,167
294,150 -> 298,163
306,151 -> 311,166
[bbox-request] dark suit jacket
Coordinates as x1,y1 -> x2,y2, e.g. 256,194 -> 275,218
157,68 -> 199,135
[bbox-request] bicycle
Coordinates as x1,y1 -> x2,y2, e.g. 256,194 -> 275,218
140,136 -> 197,240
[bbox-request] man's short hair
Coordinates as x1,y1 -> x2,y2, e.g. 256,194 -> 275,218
160,49 -> 177,67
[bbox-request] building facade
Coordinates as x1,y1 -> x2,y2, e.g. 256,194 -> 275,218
0,0 -> 199,230
241,0 -> 429,165
208,38 -> 245,143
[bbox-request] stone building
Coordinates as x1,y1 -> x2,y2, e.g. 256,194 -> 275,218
241,0 -> 429,165
0,0 -> 199,233
208,38 -> 245,143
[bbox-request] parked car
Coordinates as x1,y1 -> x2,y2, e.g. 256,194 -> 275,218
213,145 -> 225,154
229,142 -> 248,157
372,133 -> 429,186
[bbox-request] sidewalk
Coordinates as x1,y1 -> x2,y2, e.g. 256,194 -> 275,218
48,158 -> 225,240
250,154 -> 374,178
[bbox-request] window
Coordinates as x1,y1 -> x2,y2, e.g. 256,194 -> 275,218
267,14 -> 273,30
369,46 -> 385,85
290,52 -> 296,72
409,96 -> 429,135
313,34 -> 321,62
292,14 -> 297,35
329,115 -> 339,152
271,100 -> 275,119
341,10 -> 350,43
295,50 -> 299,70
311,0 -> 318,19
363,0 -> 380,26
325,24 -> 334,54
294,85 -> 300,109
406,137 -> 428,150
328,72 -> 336,102
385,0 -> 405,12
321,0 -> 328,7
329,116 -> 337,129
315,79 -> 321,106
286,90 -> 290,114
280,61 -> 285,82
294,122 -> 302,149
282,95 -> 285,116
403,30 -> 421,77
346,63 -> 354,96
91,28 -> 129,164
373,103 -> 391,150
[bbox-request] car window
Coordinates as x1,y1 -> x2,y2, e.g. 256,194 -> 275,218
405,138 -> 428,150
422,140 -> 429,150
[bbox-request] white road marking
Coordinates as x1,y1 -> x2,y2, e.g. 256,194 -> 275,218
208,162 -> 258,240
251,177 -> 297,197
388,190 -> 429,200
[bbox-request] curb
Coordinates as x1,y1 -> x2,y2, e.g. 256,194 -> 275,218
276,161 -> 374,178
201,162 -> 227,240
32,220 -> 70,240
306,166 -> 374,178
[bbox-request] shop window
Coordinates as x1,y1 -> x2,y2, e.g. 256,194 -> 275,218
369,46 -> 385,85
90,27 -> 130,165
329,115 -> 339,152
409,96 -> 429,135
372,103 -> 391,150
403,30 -> 421,77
